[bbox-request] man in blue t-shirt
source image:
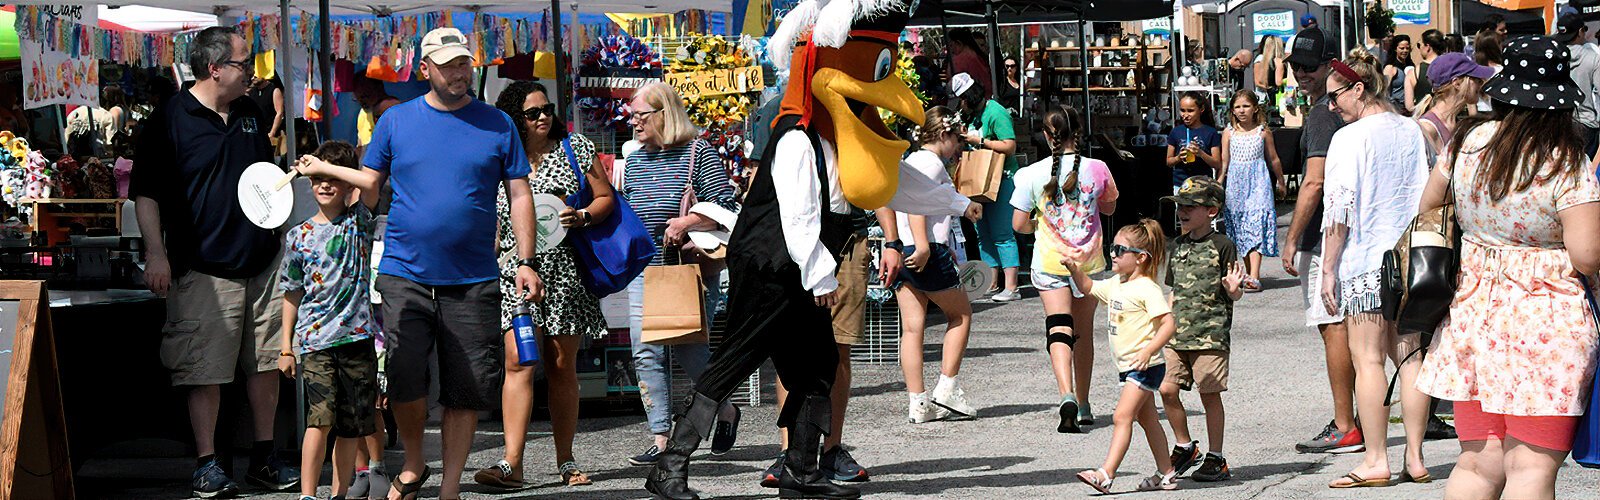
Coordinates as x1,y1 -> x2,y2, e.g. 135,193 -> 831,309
344,28 -> 542,499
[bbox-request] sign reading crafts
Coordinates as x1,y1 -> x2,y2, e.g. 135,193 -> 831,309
665,66 -> 764,99
1391,0 -> 1431,25
1253,9 -> 1295,43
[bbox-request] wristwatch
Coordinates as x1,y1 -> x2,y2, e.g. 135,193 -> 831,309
517,258 -> 537,270
578,209 -> 592,226
883,240 -> 904,252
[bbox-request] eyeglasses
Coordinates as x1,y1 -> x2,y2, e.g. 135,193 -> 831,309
522,104 -> 557,121
1328,82 -> 1356,100
629,108 -> 662,122
1109,244 -> 1149,258
218,58 -> 251,71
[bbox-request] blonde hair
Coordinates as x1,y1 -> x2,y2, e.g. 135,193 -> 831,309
1117,219 -> 1166,279
1260,36 -> 1285,64
917,106 -> 964,145
632,81 -> 698,148
1332,48 -> 1389,109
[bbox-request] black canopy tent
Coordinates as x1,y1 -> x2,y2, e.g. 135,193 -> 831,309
1461,0 -> 1549,35
907,0 -> 1175,140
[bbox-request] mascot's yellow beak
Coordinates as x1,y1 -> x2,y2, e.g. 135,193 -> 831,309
812,67 -> 924,209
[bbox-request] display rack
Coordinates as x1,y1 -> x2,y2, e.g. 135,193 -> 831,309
16,198 -> 124,246
1024,40 -> 1171,131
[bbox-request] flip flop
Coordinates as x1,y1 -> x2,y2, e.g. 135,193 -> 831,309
1075,468 -> 1113,494
1398,470 -> 1433,484
1329,471 -> 1391,488
390,465 -> 432,500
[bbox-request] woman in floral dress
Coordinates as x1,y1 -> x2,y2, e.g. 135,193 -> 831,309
1416,37 -> 1600,500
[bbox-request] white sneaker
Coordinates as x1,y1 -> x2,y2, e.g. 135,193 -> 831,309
990,289 -> 1021,302
907,392 -> 948,423
931,378 -> 977,418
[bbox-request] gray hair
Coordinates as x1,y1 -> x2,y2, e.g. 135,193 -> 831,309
188,26 -> 240,80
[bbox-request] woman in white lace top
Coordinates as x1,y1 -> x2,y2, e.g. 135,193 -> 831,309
1318,51 -> 1433,489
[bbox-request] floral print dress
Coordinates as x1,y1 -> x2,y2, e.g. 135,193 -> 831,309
1416,123 -> 1600,416
495,134 -> 609,338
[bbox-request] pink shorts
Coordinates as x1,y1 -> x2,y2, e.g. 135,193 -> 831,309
1453,400 -> 1580,452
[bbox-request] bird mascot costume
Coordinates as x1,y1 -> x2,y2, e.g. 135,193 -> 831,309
644,1 -> 929,499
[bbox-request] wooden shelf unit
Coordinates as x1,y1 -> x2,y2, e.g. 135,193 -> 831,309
16,198 -> 124,246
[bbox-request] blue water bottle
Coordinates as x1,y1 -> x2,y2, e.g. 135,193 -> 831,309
512,303 -> 540,365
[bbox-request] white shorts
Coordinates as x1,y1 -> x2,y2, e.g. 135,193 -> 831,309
1298,250 -> 1345,327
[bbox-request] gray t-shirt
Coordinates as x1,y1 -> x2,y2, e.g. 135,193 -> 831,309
1298,94 -> 1345,251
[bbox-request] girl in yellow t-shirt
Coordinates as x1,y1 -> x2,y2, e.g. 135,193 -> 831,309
1062,219 -> 1181,493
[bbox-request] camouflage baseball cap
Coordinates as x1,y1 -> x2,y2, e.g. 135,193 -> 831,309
1162,176 -> 1225,207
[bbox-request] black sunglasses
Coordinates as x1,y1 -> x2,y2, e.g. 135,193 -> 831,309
522,104 -> 557,121
1290,61 -> 1320,74
1328,82 -> 1356,100
1110,244 -> 1149,258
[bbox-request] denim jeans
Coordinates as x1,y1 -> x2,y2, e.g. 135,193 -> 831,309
628,271 -> 720,434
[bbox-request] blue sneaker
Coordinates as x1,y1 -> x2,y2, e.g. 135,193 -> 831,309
628,444 -> 662,466
244,453 -> 299,491
192,458 -> 240,499
821,446 -> 869,482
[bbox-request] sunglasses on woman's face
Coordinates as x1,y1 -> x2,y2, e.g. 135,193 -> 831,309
522,103 -> 557,121
1109,244 -> 1148,258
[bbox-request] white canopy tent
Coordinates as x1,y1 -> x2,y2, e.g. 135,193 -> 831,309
97,5 -> 217,32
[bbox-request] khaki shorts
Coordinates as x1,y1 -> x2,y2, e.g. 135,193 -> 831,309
1162,348 -> 1230,393
160,259 -> 285,386
830,235 -> 870,346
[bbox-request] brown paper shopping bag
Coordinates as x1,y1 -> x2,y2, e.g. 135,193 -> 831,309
955,149 -> 1006,202
641,264 -> 708,345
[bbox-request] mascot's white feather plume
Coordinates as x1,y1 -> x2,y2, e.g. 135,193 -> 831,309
772,0 -> 908,70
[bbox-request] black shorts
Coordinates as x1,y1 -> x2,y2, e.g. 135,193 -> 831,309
376,275 -> 503,411
303,339 -> 379,438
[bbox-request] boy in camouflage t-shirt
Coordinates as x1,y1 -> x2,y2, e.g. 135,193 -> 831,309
1158,177 -> 1245,482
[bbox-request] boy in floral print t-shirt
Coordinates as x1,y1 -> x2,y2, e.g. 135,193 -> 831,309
276,140 -> 384,500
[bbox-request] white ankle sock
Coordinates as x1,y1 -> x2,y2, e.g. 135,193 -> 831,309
935,374 -> 955,392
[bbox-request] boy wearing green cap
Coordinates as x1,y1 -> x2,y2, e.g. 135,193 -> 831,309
1159,176 -> 1245,482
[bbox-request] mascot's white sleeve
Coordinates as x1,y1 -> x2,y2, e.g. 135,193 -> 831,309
773,129 -> 839,296
888,154 -> 971,217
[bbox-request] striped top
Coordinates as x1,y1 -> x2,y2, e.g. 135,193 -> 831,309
619,139 -> 739,266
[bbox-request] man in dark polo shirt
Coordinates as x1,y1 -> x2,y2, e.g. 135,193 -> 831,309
131,26 -> 298,498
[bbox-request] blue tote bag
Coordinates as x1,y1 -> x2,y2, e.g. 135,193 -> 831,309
1573,275 -> 1600,468
560,139 -> 656,298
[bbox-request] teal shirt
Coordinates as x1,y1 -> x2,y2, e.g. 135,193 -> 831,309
975,99 -> 1018,173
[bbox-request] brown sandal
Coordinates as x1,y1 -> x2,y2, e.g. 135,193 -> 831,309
472,460 -> 524,489
1329,471 -> 1391,488
560,461 -> 592,486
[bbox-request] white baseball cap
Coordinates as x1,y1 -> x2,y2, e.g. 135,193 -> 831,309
421,27 -> 474,65
951,72 -> 976,97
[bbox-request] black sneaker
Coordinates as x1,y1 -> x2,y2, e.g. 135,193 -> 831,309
192,458 -> 241,499
1425,414 -> 1458,440
759,453 -> 784,488
1169,441 -> 1200,477
244,453 -> 300,491
710,406 -> 741,455
1056,397 -> 1081,434
628,444 -> 662,466
821,446 -> 870,482
1192,453 -> 1231,482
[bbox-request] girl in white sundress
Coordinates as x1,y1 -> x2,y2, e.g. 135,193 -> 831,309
1219,90 -> 1285,292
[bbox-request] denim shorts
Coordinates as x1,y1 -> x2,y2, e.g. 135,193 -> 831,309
897,243 -> 961,292
1118,363 -> 1167,392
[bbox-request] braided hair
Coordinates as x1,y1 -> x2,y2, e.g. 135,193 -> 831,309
1040,104 -> 1084,208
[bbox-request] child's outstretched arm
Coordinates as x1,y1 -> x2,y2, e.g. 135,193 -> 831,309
1060,244 -> 1096,296
1223,262 -> 1246,301
278,290 -> 303,378
295,154 -> 382,209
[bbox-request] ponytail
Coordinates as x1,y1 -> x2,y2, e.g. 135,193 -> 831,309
1041,104 -> 1084,207
1117,218 -> 1167,278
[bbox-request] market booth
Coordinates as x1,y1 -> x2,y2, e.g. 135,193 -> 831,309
0,1 -> 755,495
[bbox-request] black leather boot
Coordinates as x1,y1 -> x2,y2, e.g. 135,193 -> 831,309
778,395 -> 860,499
645,392 -> 719,500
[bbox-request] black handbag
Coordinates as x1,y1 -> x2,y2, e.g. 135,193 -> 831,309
1381,166 -> 1461,335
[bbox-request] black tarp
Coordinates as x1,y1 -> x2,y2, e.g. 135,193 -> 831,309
1460,0 -> 1548,36
907,0 -> 1174,26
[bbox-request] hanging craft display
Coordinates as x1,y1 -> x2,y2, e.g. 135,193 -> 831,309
664,35 -> 762,183
577,34 -> 662,130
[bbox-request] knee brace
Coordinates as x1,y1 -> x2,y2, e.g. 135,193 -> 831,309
1046,313 -> 1077,348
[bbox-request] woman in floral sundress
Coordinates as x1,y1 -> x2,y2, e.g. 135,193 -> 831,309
475,81 -> 613,489
1415,37 -> 1600,500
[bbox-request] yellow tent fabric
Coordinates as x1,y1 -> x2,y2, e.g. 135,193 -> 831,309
358,108 -> 374,146
607,13 -> 676,38
254,50 -> 275,80
741,0 -> 768,37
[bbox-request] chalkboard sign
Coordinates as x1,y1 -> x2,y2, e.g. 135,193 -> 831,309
0,281 -> 73,500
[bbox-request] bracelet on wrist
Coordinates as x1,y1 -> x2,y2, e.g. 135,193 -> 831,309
279,351 -> 294,357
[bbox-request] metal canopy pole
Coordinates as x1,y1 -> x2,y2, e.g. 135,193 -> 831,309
553,0 -> 571,123
281,0 -> 296,165
318,0 -> 332,140
985,0 -> 1001,98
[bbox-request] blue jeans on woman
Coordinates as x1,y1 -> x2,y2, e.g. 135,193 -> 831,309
978,175 -> 1021,270
627,272 -> 722,434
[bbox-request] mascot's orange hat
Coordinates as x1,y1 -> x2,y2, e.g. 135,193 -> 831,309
770,0 -> 924,210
